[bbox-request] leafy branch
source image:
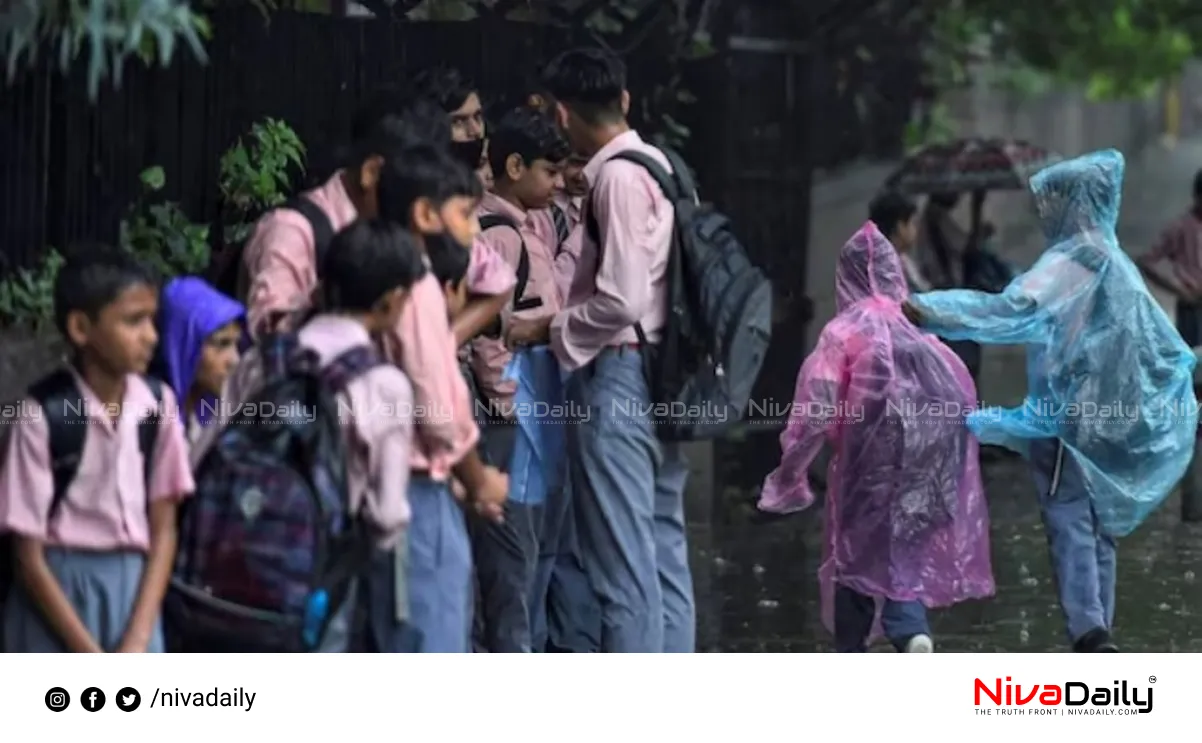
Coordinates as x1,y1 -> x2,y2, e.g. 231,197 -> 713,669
2,0 -> 211,99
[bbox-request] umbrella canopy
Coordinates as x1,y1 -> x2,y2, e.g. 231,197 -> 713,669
885,137 -> 1062,194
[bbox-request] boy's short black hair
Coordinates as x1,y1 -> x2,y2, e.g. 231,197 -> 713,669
487,106 -> 570,179
1193,168 -> 1202,199
377,144 -> 483,227
868,191 -> 918,238
349,86 -> 452,161
53,243 -> 157,339
322,220 -> 427,312
412,66 -> 477,114
425,234 -> 471,290
540,47 -> 626,125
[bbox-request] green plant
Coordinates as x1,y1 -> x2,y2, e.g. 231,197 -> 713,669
2,0 -> 210,100
119,165 -> 210,277
0,248 -> 64,330
217,118 -> 306,245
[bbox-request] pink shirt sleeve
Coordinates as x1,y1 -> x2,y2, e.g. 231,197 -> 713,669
0,401 -> 54,540
469,228 -> 522,404
244,214 -> 318,337
468,238 -> 517,297
348,366 -> 414,548
383,275 -> 479,479
148,385 -> 195,503
551,162 -> 656,369
551,223 -> 584,305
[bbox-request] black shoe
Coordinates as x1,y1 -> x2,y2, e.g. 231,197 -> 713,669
1072,627 -> 1116,652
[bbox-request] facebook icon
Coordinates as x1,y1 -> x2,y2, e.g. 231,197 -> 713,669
81,687 -> 106,712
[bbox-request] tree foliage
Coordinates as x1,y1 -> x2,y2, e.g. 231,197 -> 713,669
1,0 -> 210,99
926,0 -> 1200,99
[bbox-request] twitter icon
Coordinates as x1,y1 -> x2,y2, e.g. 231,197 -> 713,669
116,687 -> 141,712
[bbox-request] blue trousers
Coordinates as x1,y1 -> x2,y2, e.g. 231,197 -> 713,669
407,476 -> 473,652
566,347 -> 695,652
530,479 -> 602,652
833,584 -> 929,652
1029,439 -> 1117,643
4,548 -> 163,652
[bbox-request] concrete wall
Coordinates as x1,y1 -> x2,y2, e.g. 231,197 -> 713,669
803,73 -> 1176,407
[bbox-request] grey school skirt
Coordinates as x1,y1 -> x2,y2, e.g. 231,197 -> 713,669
3,547 -> 164,653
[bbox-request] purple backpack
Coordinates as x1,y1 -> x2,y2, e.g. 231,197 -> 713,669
165,333 -> 382,652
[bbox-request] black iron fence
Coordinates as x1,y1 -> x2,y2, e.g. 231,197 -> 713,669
0,8 -> 593,271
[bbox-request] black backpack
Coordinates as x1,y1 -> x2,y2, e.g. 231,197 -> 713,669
586,147 -> 772,441
0,371 -> 164,646
210,195 -> 335,302
477,213 -> 544,338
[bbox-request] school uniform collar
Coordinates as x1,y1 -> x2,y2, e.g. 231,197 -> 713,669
66,367 -> 154,431
302,314 -> 372,347
555,192 -> 583,221
479,191 -> 536,230
583,129 -> 643,188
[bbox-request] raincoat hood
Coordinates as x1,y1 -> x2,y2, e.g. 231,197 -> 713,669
759,223 -> 995,635
1030,147 -> 1123,245
156,277 -> 246,417
836,221 -> 909,310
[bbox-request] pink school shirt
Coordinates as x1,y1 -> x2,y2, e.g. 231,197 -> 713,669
194,315 -> 413,547
243,172 -> 360,335
532,193 -> 586,305
241,171 -> 478,479
550,130 -> 674,372
468,235 -> 518,297
0,372 -> 194,551
470,192 -> 561,410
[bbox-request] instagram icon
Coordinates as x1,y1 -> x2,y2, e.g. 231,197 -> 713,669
44,687 -> 70,712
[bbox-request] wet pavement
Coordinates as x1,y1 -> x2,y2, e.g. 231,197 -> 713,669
700,136 -> 1202,653
704,459 -> 1202,652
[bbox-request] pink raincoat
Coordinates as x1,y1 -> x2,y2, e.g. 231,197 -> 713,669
760,222 -> 995,634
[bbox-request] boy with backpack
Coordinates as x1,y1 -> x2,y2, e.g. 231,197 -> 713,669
0,245 -> 194,652
509,48 -> 772,653
175,220 -> 427,652
465,106 -> 571,652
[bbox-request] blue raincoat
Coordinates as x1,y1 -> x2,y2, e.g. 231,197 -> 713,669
153,276 -> 247,423
910,149 -> 1198,537
502,346 -> 568,504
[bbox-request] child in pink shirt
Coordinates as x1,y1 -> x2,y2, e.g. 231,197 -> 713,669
190,221 -> 427,652
0,245 -> 194,652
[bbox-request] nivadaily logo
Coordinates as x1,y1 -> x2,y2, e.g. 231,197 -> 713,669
974,676 -> 1153,715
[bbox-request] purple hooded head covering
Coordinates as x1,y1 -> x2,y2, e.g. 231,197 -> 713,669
154,277 -> 246,422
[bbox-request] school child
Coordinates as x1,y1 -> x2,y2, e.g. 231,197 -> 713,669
375,144 -> 512,652
242,96 -> 511,651
151,276 -> 245,447
426,225 -> 471,317
179,220 -> 426,652
905,150 -> 1198,652
412,66 -> 487,180
462,106 -> 572,652
0,245 -> 194,652
506,48 -> 695,652
760,222 -> 995,652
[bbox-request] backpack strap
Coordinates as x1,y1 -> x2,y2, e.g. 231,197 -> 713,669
139,376 -> 164,489
321,345 -> 385,393
479,213 -> 543,313
28,371 -> 164,521
282,196 -> 336,279
28,370 -> 86,520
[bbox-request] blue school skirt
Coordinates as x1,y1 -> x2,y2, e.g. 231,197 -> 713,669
3,547 -> 164,653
